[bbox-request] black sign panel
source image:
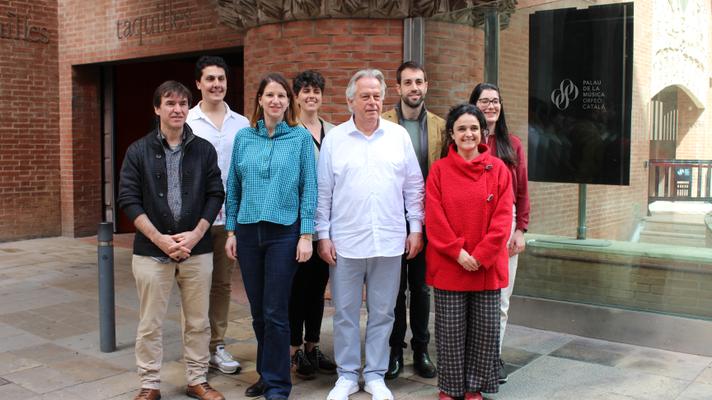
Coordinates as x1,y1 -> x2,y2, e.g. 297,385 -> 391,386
528,3 -> 633,185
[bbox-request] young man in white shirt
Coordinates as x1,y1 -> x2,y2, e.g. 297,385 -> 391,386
187,55 -> 250,375
316,69 -> 425,400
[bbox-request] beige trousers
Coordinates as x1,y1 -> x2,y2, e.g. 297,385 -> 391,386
208,225 -> 237,352
132,253 -> 212,389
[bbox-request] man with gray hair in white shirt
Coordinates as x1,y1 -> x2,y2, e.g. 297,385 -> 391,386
316,69 -> 425,400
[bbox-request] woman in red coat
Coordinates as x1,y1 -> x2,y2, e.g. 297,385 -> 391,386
425,104 -> 513,400
469,82 -> 530,384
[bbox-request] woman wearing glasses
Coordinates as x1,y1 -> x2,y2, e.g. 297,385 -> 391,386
426,104 -> 513,400
468,83 -> 530,384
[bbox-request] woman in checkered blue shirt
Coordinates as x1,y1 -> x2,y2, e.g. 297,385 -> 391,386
224,73 -> 317,400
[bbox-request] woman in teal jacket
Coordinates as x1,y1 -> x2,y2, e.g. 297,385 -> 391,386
224,73 -> 317,400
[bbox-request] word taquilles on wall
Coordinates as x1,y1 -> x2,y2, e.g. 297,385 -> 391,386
116,1 -> 191,45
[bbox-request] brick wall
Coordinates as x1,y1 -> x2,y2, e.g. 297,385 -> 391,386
0,0 -> 60,241
676,88 -> 708,159
242,19 -> 403,124
423,20 -> 484,120
56,0 -> 246,237
3,0 -> 707,242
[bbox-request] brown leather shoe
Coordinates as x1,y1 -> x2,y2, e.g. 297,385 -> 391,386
186,382 -> 225,400
134,388 -> 161,400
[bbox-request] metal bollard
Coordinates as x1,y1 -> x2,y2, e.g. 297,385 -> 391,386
98,222 -> 116,352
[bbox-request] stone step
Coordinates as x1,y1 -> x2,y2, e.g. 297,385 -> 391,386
638,230 -> 707,247
642,219 -> 707,235
645,213 -> 706,224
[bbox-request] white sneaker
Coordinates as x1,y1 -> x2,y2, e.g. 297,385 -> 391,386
326,376 -> 359,400
364,379 -> 394,400
209,345 -> 241,374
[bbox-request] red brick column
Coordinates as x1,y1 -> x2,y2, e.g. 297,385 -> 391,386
59,66 -> 102,237
0,0 -> 60,241
243,19 -> 404,124
424,20 -> 484,119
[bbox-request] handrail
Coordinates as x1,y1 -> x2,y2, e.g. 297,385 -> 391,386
648,159 -> 712,203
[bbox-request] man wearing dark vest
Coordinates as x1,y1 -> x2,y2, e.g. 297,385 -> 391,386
382,61 -> 445,380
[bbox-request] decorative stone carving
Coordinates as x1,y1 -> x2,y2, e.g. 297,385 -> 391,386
217,0 -> 517,31
651,0 -> 709,107
326,0 -> 369,17
256,0 -> 284,24
411,0 -> 449,17
287,0 -> 324,19
217,0 -> 257,30
371,0 -> 409,19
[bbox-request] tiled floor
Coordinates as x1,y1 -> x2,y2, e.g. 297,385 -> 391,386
0,236 -> 710,399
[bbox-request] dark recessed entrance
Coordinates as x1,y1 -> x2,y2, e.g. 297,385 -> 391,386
103,49 -> 244,233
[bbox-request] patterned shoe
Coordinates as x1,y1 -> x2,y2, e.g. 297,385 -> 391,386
306,345 -> 337,374
291,348 -> 316,379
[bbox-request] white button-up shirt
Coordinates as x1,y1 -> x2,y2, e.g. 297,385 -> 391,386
316,117 -> 424,259
187,101 -> 250,226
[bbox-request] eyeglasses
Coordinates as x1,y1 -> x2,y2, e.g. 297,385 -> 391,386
477,97 -> 501,106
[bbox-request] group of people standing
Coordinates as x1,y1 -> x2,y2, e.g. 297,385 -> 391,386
118,56 -> 529,400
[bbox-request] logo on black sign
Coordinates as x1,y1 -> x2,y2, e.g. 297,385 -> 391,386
550,79 -> 579,110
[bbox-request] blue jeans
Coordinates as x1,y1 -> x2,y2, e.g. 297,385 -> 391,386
237,221 -> 299,399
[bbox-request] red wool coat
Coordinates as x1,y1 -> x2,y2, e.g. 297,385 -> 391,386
425,143 -> 513,291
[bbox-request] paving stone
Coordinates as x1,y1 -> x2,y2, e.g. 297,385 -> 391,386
502,345 -> 543,367
225,340 -> 258,365
3,345 -> 65,370
0,330 -> 49,353
107,392 -> 141,400
616,346 -> 712,381
1,236 -> 711,400
31,388 -> 103,400
0,383 -> 37,398
74,322 -> 141,361
675,382 -> 712,400
693,364 -> 712,385
0,310 -> 92,340
0,322 -> 27,341
103,351 -> 139,371
3,365 -> 82,394
51,356 -> 126,382
503,324 -> 575,355
494,355 -> 689,400
549,337 -> 635,367
0,286 -> 86,315
62,371 -> 148,400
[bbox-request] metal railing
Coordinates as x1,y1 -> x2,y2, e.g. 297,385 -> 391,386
648,159 -> 712,202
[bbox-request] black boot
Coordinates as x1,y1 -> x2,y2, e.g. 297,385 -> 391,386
306,345 -> 337,374
413,351 -> 436,379
244,378 -> 266,397
291,349 -> 316,380
385,349 -> 403,380
499,358 -> 508,384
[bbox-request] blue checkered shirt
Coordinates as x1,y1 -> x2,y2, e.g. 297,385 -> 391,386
225,120 -> 317,234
